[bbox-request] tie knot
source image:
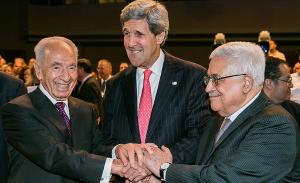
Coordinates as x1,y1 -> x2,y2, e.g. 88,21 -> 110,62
144,69 -> 152,80
55,102 -> 65,110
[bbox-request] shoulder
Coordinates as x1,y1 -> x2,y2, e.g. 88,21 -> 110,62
164,51 -> 207,74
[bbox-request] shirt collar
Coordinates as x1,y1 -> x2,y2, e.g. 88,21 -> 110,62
81,73 -> 93,84
39,84 -> 68,106
137,49 -> 165,79
227,90 -> 261,122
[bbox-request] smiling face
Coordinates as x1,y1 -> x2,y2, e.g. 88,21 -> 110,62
205,58 -> 250,117
122,19 -> 165,69
35,43 -> 77,101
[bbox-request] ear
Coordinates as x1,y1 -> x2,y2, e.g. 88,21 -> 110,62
242,75 -> 253,93
264,78 -> 275,90
34,63 -> 43,80
156,31 -> 166,45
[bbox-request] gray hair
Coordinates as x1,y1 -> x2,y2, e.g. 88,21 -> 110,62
209,41 -> 265,87
34,36 -> 78,66
120,0 -> 169,45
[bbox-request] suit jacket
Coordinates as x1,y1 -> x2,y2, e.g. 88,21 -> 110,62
1,88 -> 107,183
101,51 -> 211,164
0,72 -> 26,183
167,92 -> 300,182
75,76 -> 104,119
0,72 -> 27,106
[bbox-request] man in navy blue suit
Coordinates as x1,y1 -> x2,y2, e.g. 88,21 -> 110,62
100,0 -> 211,182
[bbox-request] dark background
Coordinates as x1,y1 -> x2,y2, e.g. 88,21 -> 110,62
1,0 -> 300,73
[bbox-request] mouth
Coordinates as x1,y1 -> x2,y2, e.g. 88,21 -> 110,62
127,48 -> 142,54
208,92 -> 221,97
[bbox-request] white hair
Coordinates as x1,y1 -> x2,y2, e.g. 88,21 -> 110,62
34,36 -> 78,66
209,41 -> 265,87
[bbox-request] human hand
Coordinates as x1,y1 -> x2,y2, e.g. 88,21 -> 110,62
116,143 -> 157,168
111,159 -> 129,177
143,145 -> 172,177
125,175 -> 161,183
123,162 -> 152,182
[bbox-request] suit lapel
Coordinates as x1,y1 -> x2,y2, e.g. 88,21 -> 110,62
208,92 -> 271,159
146,53 -> 183,141
68,97 -> 80,145
123,67 -> 141,143
29,88 -> 66,139
196,116 -> 222,164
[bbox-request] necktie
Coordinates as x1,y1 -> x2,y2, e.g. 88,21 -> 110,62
138,69 -> 152,143
215,117 -> 231,143
100,80 -> 106,97
55,102 -> 72,136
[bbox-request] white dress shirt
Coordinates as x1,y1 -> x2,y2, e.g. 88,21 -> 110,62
136,49 -> 165,110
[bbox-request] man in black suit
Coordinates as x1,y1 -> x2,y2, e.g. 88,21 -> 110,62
263,56 -> 300,125
75,58 -> 103,123
141,42 -> 299,182
0,72 -> 26,183
101,0 -> 211,181
1,36 -> 127,183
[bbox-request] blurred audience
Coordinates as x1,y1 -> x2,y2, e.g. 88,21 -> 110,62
13,57 -> 26,78
291,60 -> 300,104
2,63 -> 14,76
19,66 -> 33,87
97,59 -> 112,97
119,62 -> 129,72
268,40 -> 286,61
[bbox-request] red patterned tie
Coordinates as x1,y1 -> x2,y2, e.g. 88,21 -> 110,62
55,102 -> 72,136
138,69 -> 152,143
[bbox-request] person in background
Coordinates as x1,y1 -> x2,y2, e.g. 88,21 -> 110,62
1,36 -> 128,183
13,57 -> 26,78
263,56 -> 300,125
291,61 -> 300,104
75,58 -> 103,123
1,64 -> 14,76
293,61 -> 300,73
141,42 -> 299,183
97,59 -> 113,98
101,0 -> 211,182
19,66 -> 33,87
268,39 -> 286,61
28,57 -> 36,68
119,62 -> 129,72
0,71 -> 27,183
0,55 -> 6,68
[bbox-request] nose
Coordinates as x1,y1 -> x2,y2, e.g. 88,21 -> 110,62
126,35 -> 136,47
205,79 -> 214,93
60,68 -> 71,81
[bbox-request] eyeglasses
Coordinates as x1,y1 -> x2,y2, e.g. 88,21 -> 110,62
276,77 -> 293,85
204,74 -> 246,86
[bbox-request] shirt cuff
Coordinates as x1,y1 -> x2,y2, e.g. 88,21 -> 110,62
100,158 -> 113,183
111,145 -> 119,159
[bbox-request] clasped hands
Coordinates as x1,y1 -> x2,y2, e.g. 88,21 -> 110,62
111,143 -> 172,183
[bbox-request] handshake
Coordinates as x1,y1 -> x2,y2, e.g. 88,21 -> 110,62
111,143 -> 173,183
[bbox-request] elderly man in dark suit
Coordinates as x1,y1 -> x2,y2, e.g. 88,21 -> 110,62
1,36 -> 128,183
141,42 -> 299,182
0,72 -> 27,183
100,0 -> 211,182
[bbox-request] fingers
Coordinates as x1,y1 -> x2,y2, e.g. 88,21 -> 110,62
161,145 -> 173,163
117,145 -> 129,166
